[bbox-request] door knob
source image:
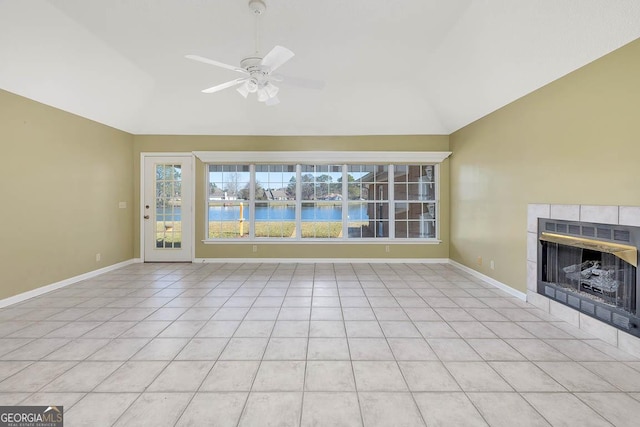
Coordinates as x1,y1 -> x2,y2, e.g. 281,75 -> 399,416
144,215 -> 150,219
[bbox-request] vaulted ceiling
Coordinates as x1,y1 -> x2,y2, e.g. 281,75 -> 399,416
1,0 -> 639,135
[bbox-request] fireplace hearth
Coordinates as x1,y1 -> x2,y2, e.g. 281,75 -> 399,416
538,218 -> 640,337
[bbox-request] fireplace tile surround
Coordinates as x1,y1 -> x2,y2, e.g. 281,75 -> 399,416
527,204 -> 640,358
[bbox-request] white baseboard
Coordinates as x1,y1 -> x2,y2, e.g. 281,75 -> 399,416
193,258 -> 450,264
0,258 -> 141,309
448,259 -> 527,301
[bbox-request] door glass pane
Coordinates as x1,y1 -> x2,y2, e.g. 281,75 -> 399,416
155,164 -> 182,249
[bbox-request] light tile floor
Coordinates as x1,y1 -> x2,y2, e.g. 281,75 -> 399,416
1,262 -> 640,426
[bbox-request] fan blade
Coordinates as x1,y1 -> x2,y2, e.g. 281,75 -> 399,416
185,55 -> 248,75
260,46 -> 294,72
202,78 -> 248,94
275,74 -> 325,90
266,96 -> 280,106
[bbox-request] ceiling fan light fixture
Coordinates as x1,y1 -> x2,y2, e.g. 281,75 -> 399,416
246,78 -> 259,93
265,96 -> 280,106
257,88 -> 269,102
237,84 -> 249,98
264,82 -> 279,97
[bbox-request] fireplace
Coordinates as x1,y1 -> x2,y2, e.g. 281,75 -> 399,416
537,219 -> 640,337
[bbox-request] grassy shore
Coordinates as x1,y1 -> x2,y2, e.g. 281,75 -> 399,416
157,220 -> 366,241
207,221 -> 345,238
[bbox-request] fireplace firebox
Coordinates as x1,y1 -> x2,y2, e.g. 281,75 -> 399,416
537,219 -> 640,337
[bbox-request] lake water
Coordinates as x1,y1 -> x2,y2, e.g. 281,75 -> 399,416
157,205 -> 369,222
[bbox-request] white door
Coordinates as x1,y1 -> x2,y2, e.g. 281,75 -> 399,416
142,155 -> 193,262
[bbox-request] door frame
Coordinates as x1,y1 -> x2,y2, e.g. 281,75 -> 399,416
140,152 -> 196,262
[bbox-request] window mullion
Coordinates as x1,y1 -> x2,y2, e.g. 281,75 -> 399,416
388,164 -> 395,239
249,164 -> 255,239
204,165 -> 209,240
342,165 -> 348,240
435,163 -> 440,240
295,164 -> 301,240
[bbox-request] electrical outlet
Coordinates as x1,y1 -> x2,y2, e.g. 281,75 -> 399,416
490,260 -> 495,270
477,256 -> 482,266
118,201 -> 127,209
252,245 -> 257,253
385,245 -> 390,253
96,253 -> 101,262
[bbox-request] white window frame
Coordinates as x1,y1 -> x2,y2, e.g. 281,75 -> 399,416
254,163 -> 297,240
197,151 -> 451,244
391,164 -> 439,239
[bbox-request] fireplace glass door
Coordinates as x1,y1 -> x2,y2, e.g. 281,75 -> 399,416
542,242 -> 637,316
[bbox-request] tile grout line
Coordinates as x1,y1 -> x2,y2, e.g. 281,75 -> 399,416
102,262 -> 210,427
232,262 -> 287,427
344,263 -> 371,427
5,264 -> 193,413
297,263 -> 317,427
404,263 -> 552,424
370,262 -> 430,427
109,262 -> 234,427
572,391 -> 628,426
419,264 -> 498,427
139,275 -> 230,426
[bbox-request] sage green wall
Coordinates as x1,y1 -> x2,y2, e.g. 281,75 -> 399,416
0,89 -> 134,300
133,135 -> 450,260
449,38 -> 640,293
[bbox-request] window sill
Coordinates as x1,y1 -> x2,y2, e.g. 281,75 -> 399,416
202,239 -> 442,245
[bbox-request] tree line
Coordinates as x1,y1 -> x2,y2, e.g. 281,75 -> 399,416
210,173 -> 369,201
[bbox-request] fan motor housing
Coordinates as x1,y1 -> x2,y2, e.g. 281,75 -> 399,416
240,56 -> 266,76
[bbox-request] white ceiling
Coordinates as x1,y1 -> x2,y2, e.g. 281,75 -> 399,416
1,0 -> 639,136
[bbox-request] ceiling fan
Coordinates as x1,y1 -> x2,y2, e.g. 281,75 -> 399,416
186,0 -> 314,106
